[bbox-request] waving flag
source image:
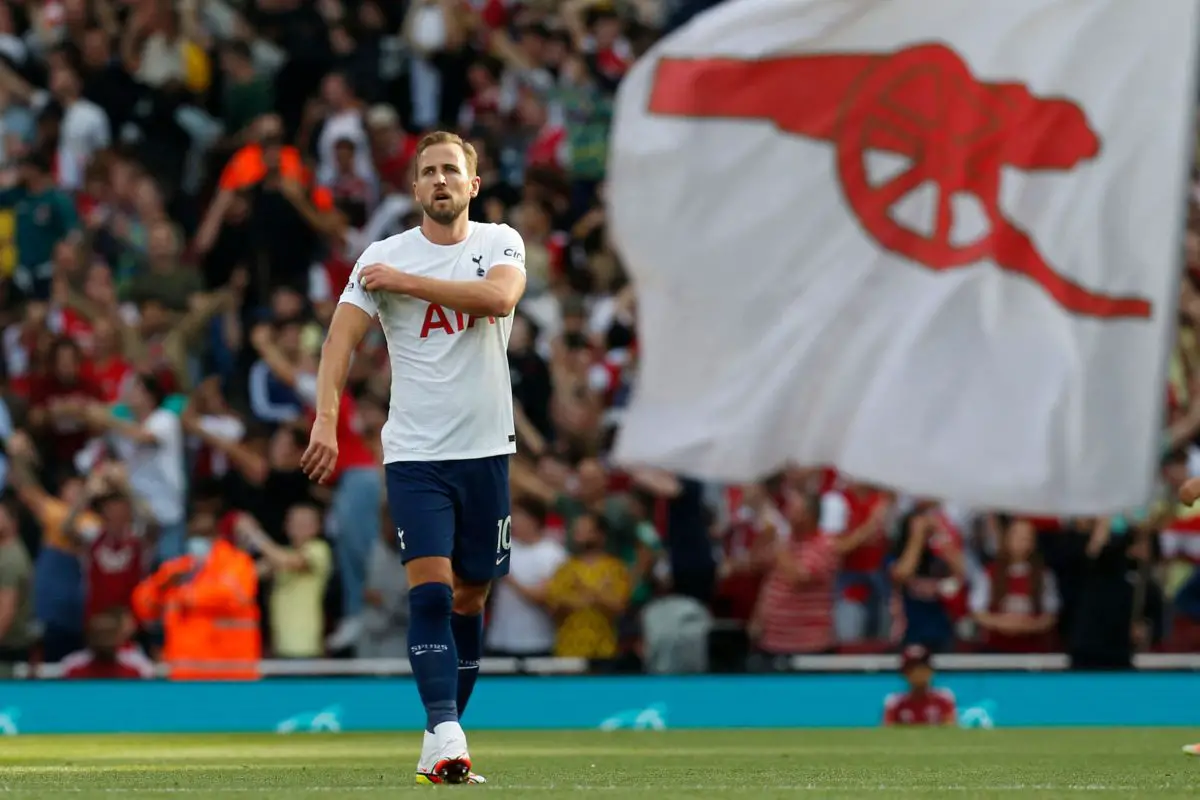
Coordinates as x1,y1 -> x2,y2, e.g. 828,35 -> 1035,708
608,0 -> 1200,514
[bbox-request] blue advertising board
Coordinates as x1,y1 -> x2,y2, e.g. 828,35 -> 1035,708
0,672 -> 1195,734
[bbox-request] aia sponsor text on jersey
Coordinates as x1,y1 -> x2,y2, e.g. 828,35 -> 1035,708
420,303 -> 497,339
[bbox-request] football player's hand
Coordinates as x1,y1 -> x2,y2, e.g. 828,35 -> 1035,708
1182,477 -> 1200,506
301,416 -> 339,485
359,264 -> 410,295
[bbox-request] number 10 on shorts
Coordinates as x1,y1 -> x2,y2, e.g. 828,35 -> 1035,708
496,516 -> 512,562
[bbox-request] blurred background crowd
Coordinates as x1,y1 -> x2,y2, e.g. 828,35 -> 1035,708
0,0 -> 1195,680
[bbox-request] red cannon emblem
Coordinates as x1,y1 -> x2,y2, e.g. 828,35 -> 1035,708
649,43 -> 1152,319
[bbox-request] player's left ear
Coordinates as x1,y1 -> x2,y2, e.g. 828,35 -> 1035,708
470,175 -> 481,198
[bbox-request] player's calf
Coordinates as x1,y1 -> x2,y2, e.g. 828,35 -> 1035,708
407,580 -> 460,732
451,579 -> 490,719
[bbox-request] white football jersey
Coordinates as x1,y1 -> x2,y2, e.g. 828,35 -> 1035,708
339,222 -> 527,463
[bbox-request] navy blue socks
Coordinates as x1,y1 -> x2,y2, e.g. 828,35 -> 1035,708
407,583 -> 459,732
451,612 -> 484,718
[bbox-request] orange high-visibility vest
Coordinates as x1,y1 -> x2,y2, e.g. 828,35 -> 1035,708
132,539 -> 261,680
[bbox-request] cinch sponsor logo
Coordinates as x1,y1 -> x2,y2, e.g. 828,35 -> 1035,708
420,303 -> 496,338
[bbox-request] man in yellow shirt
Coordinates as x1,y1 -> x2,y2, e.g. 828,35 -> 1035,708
236,505 -> 332,658
545,513 -> 631,660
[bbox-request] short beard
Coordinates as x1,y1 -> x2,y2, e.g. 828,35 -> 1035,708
422,196 -> 470,225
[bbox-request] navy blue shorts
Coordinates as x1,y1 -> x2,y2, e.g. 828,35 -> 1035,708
385,454 -> 512,583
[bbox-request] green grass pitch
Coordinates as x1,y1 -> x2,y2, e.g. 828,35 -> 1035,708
0,729 -> 1197,798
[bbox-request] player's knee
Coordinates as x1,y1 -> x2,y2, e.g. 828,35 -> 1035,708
405,556 -> 454,589
452,582 -> 490,616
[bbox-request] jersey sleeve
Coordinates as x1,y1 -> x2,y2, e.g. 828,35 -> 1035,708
339,255 -> 380,318
488,224 -> 527,274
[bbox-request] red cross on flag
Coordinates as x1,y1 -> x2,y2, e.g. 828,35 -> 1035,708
609,0 -> 1200,514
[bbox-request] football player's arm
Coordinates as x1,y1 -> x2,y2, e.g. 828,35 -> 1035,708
316,264 -> 379,422
389,265 -> 526,319
368,226 -> 528,317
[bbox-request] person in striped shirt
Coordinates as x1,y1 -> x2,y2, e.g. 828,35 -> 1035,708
748,486 -> 839,668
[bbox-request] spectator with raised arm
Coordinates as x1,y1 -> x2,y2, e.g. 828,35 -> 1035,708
236,505 -> 332,659
79,373 -> 185,563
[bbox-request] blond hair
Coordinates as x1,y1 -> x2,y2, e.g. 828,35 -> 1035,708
416,131 -> 478,176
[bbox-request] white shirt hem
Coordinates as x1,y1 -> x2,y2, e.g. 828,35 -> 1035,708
384,443 -> 515,464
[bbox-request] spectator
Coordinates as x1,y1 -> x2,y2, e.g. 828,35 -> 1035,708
312,72 -> 372,189
713,482 -> 786,625
81,373 -> 185,562
218,40 -> 274,138
68,462 -> 152,629
750,486 -> 838,668
7,432 -> 95,660
247,318 -> 307,424
0,152 -> 80,301
124,220 -> 203,312
890,502 -> 968,653
60,607 -> 154,679
131,506 -> 260,680
821,482 -> 894,644
0,502 -> 34,678
486,497 -> 567,657
237,505 -> 332,659
28,336 -> 104,466
882,645 -> 958,726
545,512 -> 630,660
1062,521 -> 1165,669
969,518 -> 1061,653
44,57 -> 112,192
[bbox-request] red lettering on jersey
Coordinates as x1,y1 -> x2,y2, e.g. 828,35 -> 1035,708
421,304 -> 498,337
420,304 -> 455,338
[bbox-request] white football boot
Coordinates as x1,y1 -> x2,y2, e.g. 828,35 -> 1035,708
415,723 -> 486,785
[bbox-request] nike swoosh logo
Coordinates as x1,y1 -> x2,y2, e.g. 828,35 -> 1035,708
496,554 -> 509,566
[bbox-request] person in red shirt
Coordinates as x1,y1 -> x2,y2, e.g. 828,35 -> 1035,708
969,517 -> 1060,652
28,337 -> 105,466
749,486 -> 839,667
366,104 -> 418,194
60,607 -> 155,680
882,645 -> 957,726
82,318 -> 133,402
714,482 -> 787,624
821,481 -> 895,644
64,462 -> 153,624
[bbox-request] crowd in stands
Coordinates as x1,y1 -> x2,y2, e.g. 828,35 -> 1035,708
0,0 -> 1194,680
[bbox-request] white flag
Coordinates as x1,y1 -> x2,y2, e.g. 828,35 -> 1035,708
609,0 -> 1200,514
